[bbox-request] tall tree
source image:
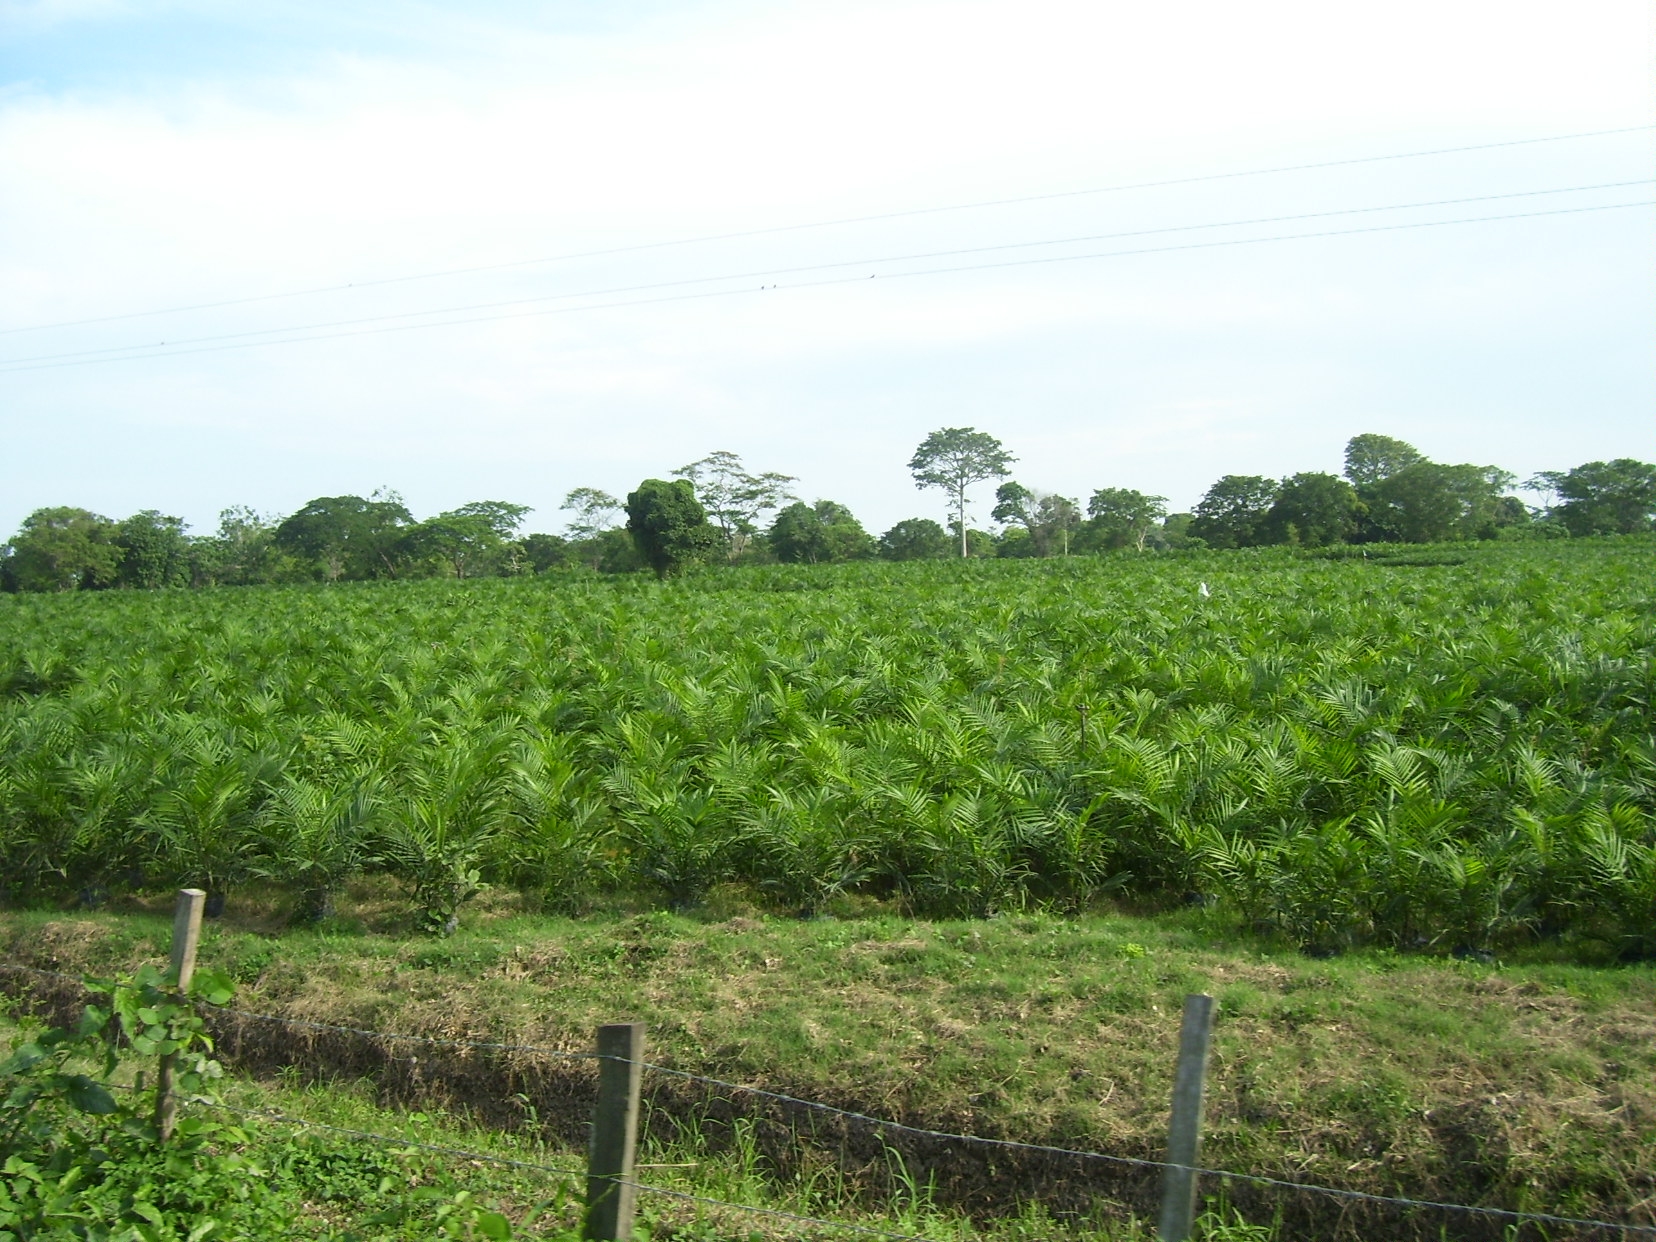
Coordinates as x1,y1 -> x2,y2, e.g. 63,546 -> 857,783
908,428 -> 1016,557
559,488 -> 625,569
274,491 -> 414,581
626,479 -> 719,578
406,501 -> 530,578
1528,459 -> 1656,535
1262,472 -> 1360,546
991,482 -> 1035,529
1084,488 -> 1169,552
559,488 -> 624,540
1344,434 -> 1424,486
198,506 -> 285,586
114,510 -> 191,589
1034,493 -> 1082,556
1363,463 -> 1515,543
1190,475 -> 1279,549
672,451 -> 797,560
992,483 -> 1079,556
2,507 -> 121,592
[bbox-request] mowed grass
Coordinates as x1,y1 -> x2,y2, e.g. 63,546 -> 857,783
5,891 -> 1653,1237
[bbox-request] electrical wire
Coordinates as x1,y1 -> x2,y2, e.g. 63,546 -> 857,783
1,196 -> 1647,375
5,964 -> 1652,1237
2,122 -> 1649,337
6,177 -> 1646,369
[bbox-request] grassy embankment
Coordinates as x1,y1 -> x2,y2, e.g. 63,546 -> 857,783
4,890 -> 1653,1240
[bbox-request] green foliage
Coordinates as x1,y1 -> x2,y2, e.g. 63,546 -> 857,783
625,479 -> 720,578
114,512 -> 191,590
768,501 -> 875,564
908,428 -> 1015,557
1531,458 -> 1656,535
194,507 -> 291,587
878,518 -> 951,561
1261,472 -> 1360,547
993,485 -> 1080,557
404,502 -> 531,580
0,964 -> 295,1240
1342,433 -> 1425,486
672,451 -> 797,561
2,508 -> 122,593
2,542 -> 1656,954
0,965 -> 536,1239
1081,488 -> 1168,552
274,493 -> 414,582
1191,476 -> 1278,549
516,532 -> 572,574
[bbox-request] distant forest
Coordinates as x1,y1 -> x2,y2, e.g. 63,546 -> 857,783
3,432 -> 1653,591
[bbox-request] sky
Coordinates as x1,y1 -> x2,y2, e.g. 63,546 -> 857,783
2,0 -> 1653,541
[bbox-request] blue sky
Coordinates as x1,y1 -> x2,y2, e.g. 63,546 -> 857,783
2,0 -> 1652,541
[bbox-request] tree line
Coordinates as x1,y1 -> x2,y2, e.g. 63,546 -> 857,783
3,433 -> 1653,591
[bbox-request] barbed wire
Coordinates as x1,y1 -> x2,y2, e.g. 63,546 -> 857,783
203,1097 -> 943,1241
5,958 -> 1654,1236
629,1061 -> 1656,1237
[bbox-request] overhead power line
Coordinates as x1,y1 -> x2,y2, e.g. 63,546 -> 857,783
3,179 -> 1648,370
2,197 -> 1647,375
1,122 -> 1650,337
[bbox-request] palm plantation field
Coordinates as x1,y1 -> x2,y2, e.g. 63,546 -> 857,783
2,538 -> 1654,954
4,538 -> 1656,1237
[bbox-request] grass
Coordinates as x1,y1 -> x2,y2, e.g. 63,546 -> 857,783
4,886 -> 1654,1239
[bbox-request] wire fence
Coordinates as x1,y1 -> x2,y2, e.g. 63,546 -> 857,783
3,957 -> 1653,1239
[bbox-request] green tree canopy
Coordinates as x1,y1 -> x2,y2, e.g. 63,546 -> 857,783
991,482 -> 1034,528
1529,459 -> 1656,536
878,518 -> 952,561
2,507 -> 121,592
114,510 -> 191,590
274,492 -> 414,581
517,532 -> 571,574
559,488 -> 624,540
768,500 -> 875,564
1362,462 -> 1515,543
626,479 -> 719,578
673,451 -> 797,561
909,428 -> 1015,557
993,483 -> 1079,556
1262,472 -> 1360,546
406,501 -> 531,579
1190,475 -> 1279,549
196,506 -> 287,587
1344,434 -> 1425,486
1083,488 -> 1168,552
559,488 -> 626,569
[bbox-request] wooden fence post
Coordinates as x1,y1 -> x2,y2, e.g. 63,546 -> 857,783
154,888 -> 206,1141
1158,993 -> 1217,1242
584,1022 -> 645,1242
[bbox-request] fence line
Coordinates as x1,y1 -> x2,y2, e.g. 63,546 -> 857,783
183,1088 -> 1656,1242
5,957 -> 1655,1237
199,1094 -> 946,1242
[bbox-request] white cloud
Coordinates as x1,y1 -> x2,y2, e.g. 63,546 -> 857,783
1,0 -> 1651,537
